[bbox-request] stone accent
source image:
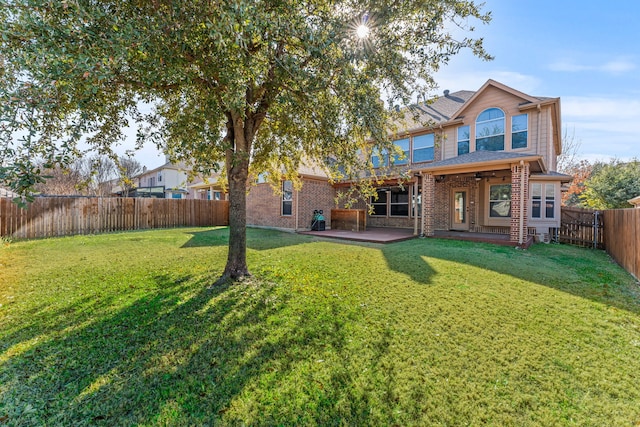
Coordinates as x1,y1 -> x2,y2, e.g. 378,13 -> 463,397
510,162 -> 530,243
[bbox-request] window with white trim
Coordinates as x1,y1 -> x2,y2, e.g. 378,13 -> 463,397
412,186 -> 422,217
282,180 -> 293,216
489,184 -> 511,218
413,134 -> 435,162
476,108 -> 505,151
371,147 -> 388,168
389,187 -> 409,216
512,114 -> 528,149
531,183 -> 555,219
371,189 -> 387,216
392,138 -> 410,165
457,125 -> 470,155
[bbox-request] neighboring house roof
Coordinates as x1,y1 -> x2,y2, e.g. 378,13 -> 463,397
628,195 -> 640,207
418,151 -> 546,174
0,187 -> 18,198
138,160 -> 190,178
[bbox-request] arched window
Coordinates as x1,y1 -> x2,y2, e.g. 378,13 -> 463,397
476,108 -> 505,151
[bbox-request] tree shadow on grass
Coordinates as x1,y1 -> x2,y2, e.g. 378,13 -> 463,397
0,271 -> 402,425
381,237 -> 640,315
181,227 -> 319,251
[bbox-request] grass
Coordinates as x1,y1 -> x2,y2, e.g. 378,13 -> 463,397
1,227 -> 639,426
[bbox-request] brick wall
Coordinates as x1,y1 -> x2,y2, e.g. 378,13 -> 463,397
246,178 -> 335,231
432,176 -> 478,230
509,163 -> 530,243
297,178 -> 336,230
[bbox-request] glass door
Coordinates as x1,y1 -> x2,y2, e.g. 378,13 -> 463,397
452,189 -> 469,230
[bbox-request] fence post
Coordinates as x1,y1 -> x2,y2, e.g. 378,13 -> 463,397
593,211 -> 599,249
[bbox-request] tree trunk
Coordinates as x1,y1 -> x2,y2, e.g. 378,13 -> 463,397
219,155 -> 251,283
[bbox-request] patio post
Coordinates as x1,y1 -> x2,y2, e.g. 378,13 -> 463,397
423,173 -> 435,236
510,161 -> 530,244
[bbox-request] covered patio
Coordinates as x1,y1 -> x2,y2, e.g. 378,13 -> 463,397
299,227 -> 534,247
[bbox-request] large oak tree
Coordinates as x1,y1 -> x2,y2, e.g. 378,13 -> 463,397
1,0 -> 491,282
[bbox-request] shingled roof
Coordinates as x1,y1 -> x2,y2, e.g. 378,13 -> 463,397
419,150 -> 546,173
397,90 -> 475,133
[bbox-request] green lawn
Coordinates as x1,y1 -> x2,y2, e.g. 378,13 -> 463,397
1,227 -> 639,426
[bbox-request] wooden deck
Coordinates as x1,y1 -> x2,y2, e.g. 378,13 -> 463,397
299,227 -> 534,248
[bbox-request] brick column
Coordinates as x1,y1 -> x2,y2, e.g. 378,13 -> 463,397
423,173 -> 435,236
510,162 -> 530,244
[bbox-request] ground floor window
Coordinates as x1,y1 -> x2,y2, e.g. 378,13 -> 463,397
370,186 -> 413,217
390,187 -> 409,216
489,184 -> 511,218
282,180 -> 293,216
371,189 -> 388,216
531,183 -> 555,219
412,185 -> 422,217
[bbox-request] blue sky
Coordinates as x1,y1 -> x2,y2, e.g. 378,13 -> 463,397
131,0 -> 640,168
434,0 -> 640,163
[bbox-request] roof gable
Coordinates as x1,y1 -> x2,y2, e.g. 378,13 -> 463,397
450,79 -> 542,120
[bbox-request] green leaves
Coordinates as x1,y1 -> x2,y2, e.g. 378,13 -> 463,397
581,159 -> 640,209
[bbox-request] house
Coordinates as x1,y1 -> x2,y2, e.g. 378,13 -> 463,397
628,195 -> 640,208
244,80 -> 571,246
131,159 -> 191,198
0,187 -> 18,198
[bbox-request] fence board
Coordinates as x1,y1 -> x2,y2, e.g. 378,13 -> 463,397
0,197 -> 229,239
558,207 -> 604,248
602,209 -> 639,280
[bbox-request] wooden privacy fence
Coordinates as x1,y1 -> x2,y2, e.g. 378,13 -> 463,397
0,197 -> 229,239
558,207 -> 604,249
602,209 -> 640,280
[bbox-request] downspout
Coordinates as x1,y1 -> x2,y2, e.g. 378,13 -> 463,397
519,160 -> 525,245
413,178 -> 419,235
536,104 -> 541,156
420,172 -> 425,236
295,188 -> 299,231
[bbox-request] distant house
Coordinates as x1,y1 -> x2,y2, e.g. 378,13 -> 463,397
0,187 -> 18,198
132,160 -> 190,199
628,195 -> 640,208
242,79 -> 571,246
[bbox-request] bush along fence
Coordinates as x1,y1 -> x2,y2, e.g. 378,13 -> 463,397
559,206 -> 639,281
0,197 -> 229,240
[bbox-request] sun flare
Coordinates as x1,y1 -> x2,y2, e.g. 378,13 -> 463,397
356,24 -> 370,39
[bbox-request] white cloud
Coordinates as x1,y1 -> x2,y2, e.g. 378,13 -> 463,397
562,96 -> 640,161
549,57 -> 636,75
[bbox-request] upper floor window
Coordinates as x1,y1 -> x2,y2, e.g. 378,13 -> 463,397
457,125 -> 470,156
256,173 -> 268,184
282,180 -> 293,216
149,176 -> 155,187
531,183 -> 555,219
392,138 -> 410,166
476,108 -> 505,151
413,134 -> 435,163
157,172 -> 163,183
371,147 -> 388,169
512,114 -> 528,149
